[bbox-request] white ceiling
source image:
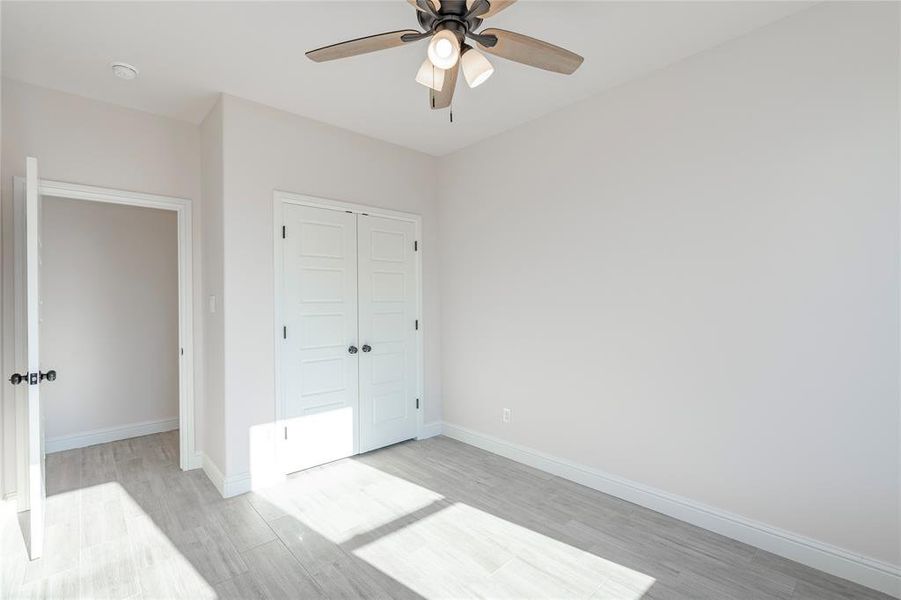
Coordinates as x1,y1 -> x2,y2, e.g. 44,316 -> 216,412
2,1 -> 812,155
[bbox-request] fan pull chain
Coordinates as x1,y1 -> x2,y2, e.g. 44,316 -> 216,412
430,64 -> 438,110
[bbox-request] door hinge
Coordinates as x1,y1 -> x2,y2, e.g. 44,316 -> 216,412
416,398 -> 420,409
415,319 -> 419,330
283,326 -> 287,339
414,240 -> 419,251
284,426 -> 288,440
282,225 -> 286,239
180,348 -> 184,356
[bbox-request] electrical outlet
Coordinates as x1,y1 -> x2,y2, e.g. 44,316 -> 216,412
502,408 -> 511,423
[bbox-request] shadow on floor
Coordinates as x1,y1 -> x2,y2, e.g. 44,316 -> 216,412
11,431 -> 419,599
6,431 -> 892,600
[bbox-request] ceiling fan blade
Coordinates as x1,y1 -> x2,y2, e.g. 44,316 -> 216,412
477,28 -> 583,74
467,0 -> 516,19
407,0 -> 440,13
306,30 -> 421,62
430,62 -> 459,109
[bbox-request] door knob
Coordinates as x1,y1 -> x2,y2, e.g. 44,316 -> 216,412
348,346 -> 358,354
361,344 -> 372,353
41,370 -> 57,382
8,373 -> 27,386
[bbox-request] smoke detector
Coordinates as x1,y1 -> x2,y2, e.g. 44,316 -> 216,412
110,62 -> 138,80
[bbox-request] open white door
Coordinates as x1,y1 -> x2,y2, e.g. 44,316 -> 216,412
17,157 -> 46,560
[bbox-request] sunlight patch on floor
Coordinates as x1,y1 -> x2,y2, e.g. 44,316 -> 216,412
253,459 -> 655,599
2,482 -> 216,599
254,458 -> 444,543
352,501 -> 656,599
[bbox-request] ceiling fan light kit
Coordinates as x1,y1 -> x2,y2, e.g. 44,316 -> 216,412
460,46 -> 494,88
427,29 -> 461,69
416,58 -> 446,91
305,0 -> 583,111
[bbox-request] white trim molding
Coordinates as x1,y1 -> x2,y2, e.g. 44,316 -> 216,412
223,473 -> 253,498
441,422 -> 901,598
201,454 -> 226,497
12,177 -> 199,473
418,421 -> 443,440
186,451 -> 203,471
45,418 -> 178,454
200,457 -> 280,499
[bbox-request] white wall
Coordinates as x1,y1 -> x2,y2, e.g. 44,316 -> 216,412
438,2 -> 899,568
1,79 -> 203,494
41,197 -> 178,442
201,97 -> 226,472
218,95 -> 441,482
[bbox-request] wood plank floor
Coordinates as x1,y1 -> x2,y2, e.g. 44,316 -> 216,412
1,430 -> 892,599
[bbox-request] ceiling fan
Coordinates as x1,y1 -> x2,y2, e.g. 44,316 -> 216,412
305,0 -> 584,110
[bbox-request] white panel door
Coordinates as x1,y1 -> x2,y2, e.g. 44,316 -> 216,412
23,156 -> 46,559
281,204 -> 359,474
358,215 -> 418,452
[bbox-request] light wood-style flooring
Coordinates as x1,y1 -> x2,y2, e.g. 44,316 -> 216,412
1,430 -> 892,599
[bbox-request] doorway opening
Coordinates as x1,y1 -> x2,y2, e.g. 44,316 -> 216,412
41,196 -> 180,454
10,173 -> 196,558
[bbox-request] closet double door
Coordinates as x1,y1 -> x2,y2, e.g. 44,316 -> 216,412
280,203 -> 419,474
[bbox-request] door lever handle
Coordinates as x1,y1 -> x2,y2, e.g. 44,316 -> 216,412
348,346 -> 358,354
361,344 -> 372,353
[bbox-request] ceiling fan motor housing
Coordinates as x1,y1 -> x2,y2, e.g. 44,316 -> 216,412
438,20 -> 467,44
417,1 -> 482,40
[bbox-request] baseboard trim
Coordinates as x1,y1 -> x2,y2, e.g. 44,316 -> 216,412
184,451 -> 203,471
201,453 -> 226,497
223,473 -> 253,498
199,458 -> 263,499
441,422 -> 901,598
219,470 -> 283,498
45,417 -> 179,454
418,421 -> 443,439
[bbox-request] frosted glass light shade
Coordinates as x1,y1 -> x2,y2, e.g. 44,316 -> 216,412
427,30 -> 460,70
461,48 -> 494,88
415,58 -> 445,91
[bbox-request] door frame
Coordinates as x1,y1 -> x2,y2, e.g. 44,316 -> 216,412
11,177 -> 197,474
272,190 -> 425,474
